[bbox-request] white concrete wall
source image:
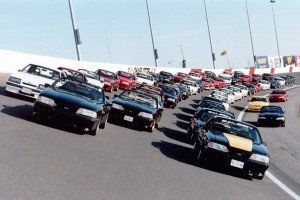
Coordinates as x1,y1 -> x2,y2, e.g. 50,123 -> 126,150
1,49 -> 299,75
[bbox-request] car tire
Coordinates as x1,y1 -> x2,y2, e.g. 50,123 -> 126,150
90,121 -> 100,136
281,122 -> 285,127
253,172 -> 265,180
147,124 -> 155,133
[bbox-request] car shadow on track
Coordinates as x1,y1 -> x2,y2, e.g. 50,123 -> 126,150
173,113 -> 191,122
178,107 -> 195,115
152,140 -> 252,181
157,126 -> 190,144
1,104 -> 85,135
0,86 -> 35,103
231,105 -> 246,112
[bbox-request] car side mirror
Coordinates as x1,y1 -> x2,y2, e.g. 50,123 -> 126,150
283,111 -> 285,113
114,94 -> 119,98
262,141 -> 267,146
105,95 -> 110,100
45,83 -> 51,88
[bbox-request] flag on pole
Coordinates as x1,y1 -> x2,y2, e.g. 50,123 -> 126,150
221,50 -> 227,56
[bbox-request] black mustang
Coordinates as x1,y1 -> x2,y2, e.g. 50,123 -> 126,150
257,105 -> 285,127
33,79 -> 111,135
194,116 -> 269,180
110,90 -> 163,132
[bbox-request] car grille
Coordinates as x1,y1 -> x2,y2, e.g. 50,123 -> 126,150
123,106 -> 140,116
229,147 -> 251,160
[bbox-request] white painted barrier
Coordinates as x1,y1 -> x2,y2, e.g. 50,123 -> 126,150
0,49 -> 299,75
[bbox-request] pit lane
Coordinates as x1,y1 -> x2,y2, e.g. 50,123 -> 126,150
0,73 -> 299,200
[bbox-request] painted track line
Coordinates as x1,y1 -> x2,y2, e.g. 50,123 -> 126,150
237,84 -> 300,200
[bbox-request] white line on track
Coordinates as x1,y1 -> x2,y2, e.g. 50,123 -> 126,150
237,84 -> 300,200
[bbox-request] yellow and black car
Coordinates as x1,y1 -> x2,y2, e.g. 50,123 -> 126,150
194,116 -> 269,180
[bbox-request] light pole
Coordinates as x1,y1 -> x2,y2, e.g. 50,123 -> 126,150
245,0 -> 256,68
68,0 -> 82,61
270,0 -> 281,64
203,0 -> 215,69
145,0 -> 158,67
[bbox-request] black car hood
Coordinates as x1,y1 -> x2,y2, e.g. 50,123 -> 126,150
41,87 -> 103,111
112,97 -> 156,114
164,92 -> 178,99
208,131 -> 269,155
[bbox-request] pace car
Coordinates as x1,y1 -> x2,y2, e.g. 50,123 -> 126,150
194,116 -> 269,180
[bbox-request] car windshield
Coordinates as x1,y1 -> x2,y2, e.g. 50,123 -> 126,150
23,64 -> 60,80
58,81 -> 104,101
197,110 -> 230,122
118,71 -> 134,79
250,97 -> 267,102
137,73 -> 151,80
120,91 -> 156,108
160,71 -> 172,77
199,101 -> 225,111
98,70 -> 115,79
210,120 -> 262,143
161,86 -> 176,95
260,106 -> 283,113
271,90 -> 285,94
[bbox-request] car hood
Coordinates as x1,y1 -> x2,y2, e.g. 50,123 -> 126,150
41,87 -> 103,111
119,76 -> 134,83
270,94 -> 284,97
112,97 -> 156,114
208,132 -> 268,155
10,72 -> 56,86
101,76 -> 115,83
248,101 -> 269,106
136,77 -> 154,85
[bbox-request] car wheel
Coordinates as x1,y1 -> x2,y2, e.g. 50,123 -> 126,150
99,116 -> 108,129
253,172 -> 265,180
281,122 -> 285,127
90,121 -> 100,136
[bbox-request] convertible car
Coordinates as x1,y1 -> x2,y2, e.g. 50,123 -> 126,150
247,96 -> 269,112
33,79 -> 111,135
194,116 -> 269,180
5,64 -> 62,99
110,90 -> 163,132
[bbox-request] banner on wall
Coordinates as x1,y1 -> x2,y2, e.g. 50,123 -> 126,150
283,55 -> 295,67
295,55 -> 300,67
256,56 -> 269,68
268,56 -> 282,68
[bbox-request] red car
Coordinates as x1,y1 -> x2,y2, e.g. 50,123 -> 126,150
173,72 -> 190,83
212,77 -> 225,88
202,78 -> 215,90
252,74 -> 262,82
95,69 -> 119,92
239,75 -> 253,83
269,90 -> 288,102
117,71 -> 136,90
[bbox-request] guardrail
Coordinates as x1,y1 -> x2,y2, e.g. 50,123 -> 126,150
1,49 -> 299,75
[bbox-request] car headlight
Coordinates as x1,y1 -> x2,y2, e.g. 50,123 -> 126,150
250,154 -> 269,164
167,98 -> 175,102
276,117 -> 285,120
138,112 -> 153,119
111,103 -> 124,110
122,82 -> 129,85
104,81 -> 111,86
207,142 -> 229,152
76,108 -> 97,118
37,96 -> 56,106
8,76 -> 21,84
37,84 -> 45,90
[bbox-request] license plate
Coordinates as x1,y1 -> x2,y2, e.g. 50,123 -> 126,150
230,159 -> 244,169
21,87 -> 32,94
124,115 -> 133,122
